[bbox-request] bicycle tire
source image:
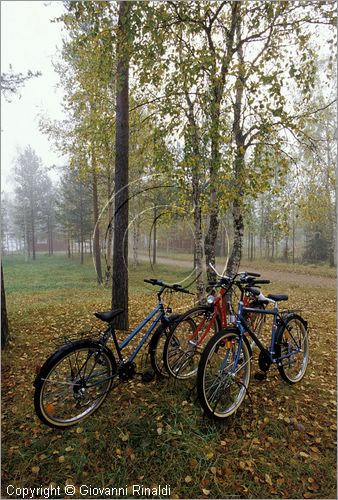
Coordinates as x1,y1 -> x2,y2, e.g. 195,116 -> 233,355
197,328 -> 251,420
34,339 -> 117,428
163,305 -> 221,379
148,314 -> 181,377
275,314 -> 309,384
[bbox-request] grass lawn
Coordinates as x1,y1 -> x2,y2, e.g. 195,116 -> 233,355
1,254 -> 337,499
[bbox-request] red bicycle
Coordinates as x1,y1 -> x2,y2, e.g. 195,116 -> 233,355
163,265 -> 269,379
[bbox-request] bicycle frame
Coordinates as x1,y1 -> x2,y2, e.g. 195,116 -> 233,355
236,301 -> 302,364
101,303 -> 165,364
186,288 -> 227,348
186,286 -> 257,348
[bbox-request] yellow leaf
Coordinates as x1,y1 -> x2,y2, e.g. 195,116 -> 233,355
210,466 -> 217,475
206,451 -> 214,459
157,427 -> 163,435
265,473 -> 273,486
202,489 -> 210,495
119,432 -> 129,442
65,446 -> 73,452
58,456 -> 65,463
300,451 -> 309,458
310,446 -> 320,453
32,466 -> 40,474
185,476 -> 192,484
76,427 -> 83,434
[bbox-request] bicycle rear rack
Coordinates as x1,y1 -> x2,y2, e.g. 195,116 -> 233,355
52,327 -> 99,348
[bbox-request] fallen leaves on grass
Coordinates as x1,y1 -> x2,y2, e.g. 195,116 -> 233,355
1,274 -> 337,500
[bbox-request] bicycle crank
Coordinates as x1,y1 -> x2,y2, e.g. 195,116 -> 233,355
118,362 -> 136,381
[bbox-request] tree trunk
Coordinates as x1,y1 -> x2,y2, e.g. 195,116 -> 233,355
220,225 -> 226,257
226,199 -> 244,277
1,262 -> 9,349
247,231 -> 250,260
112,0 -> 129,330
329,202 -> 336,267
92,165 -> 103,284
80,209 -> 84,265
204,100 -> 221,281
204,2 -> 238,282
271,236 -> 275,262
292,212 -> 296,264
265,237 -> 269,259
226,18 -> 245,278
152,205 -> 157,265
284,236 -> 289,262
105,173 -> 113,284
31,205 -> 36,260
133,215 -> 140,267
205,211 -> 219,280
193,188 -> 204,302
80,239 -> 84,264
250,232 -> 254,261
184,97 -> 204,301
47,215 -> 54,256
50,222 -> 53,255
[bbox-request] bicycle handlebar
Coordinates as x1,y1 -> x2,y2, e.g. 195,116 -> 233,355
144,279 -> 195,295
208,275 -> 269,288
244,271 -> 261,277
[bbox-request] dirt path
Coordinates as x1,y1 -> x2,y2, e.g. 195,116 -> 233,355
138,254 -> 336,289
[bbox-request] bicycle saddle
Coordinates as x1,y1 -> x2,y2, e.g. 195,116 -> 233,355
267,294 -> 288,302
94,308 -> 124,323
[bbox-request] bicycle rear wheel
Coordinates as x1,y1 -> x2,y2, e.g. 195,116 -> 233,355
276,314 -> 309,384
163,306 -> 219,379
197,329 -> 251,420
34,339 -> 116,428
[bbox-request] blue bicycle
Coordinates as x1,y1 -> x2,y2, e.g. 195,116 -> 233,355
34,279 -> 193,428
197,277 -> 309,420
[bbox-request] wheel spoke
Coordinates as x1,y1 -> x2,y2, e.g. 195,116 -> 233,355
197,331 -> 251,419
35,342 -> 114,427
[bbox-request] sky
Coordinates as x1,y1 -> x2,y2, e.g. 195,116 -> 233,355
1,0 -> 66,192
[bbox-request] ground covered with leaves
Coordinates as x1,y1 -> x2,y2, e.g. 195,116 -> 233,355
1,256 -> 337,499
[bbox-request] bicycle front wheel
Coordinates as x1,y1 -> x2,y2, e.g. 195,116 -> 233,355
148,314 -> 181,377
197,329 -> 251,420
276,314 -> 309,384
34,339 -> 117,428
163,306 -> 219,379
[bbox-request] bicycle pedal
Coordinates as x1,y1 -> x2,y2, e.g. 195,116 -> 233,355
141,370 -> 155,383
254,371 -> 267,381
